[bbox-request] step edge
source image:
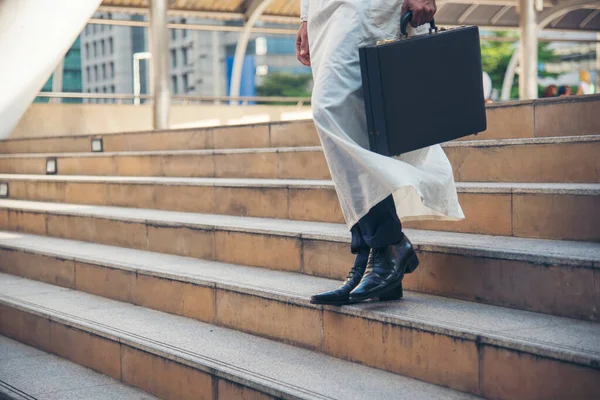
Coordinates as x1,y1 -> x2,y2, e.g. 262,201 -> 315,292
443,134 -> 600,148
0,176 -> 598,195
0,200 -> 597,268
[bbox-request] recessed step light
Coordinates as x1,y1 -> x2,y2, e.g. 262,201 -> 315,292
91,137 -> 103,152
46,158 -> 57,175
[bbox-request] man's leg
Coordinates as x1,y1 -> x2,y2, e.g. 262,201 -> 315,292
310,220 -> 377,305
349,196 -> 419,301
357,195 -> 403,249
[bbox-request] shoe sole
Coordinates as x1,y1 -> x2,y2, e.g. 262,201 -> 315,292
310,298 -> 350,306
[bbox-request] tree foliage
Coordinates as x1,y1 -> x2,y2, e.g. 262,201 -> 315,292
480,32 -> 559,99
257,72 -> 312,100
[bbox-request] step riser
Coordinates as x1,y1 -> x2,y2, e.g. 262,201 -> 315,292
0,151 -> 330,180
1,252 -> 598,400
445,141 -> 600,183
2,181 -> 598,241
2,97 -> 599,154
0,122 -> 321,154
1,140 -> 598,183
1,211 -> 597,321
0,305 -> 282,400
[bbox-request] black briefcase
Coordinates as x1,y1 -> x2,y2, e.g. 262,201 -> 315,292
359,12 -> 487,156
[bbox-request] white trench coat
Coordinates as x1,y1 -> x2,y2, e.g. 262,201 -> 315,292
304,0 -> 465,228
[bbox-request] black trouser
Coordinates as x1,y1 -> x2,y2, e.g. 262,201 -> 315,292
350,195 -> 403,260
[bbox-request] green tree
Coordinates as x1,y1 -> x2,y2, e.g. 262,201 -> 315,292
480,32 -> 559,99
257,72 -> 312,103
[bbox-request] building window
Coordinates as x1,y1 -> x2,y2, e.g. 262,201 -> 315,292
109,38 -> 114,54
102,64 -> 107,79
170,29 -> 176,40
182,48 -> 188,66
94,65 -> 98,81
85,43 -> 90,59
93,42 -> 97,57
86,67 -> 91,82
170,49 -> 177,67
111,85 -> 115,93
109,62 -> 115,78
172,75 -> 178,94
183,74 -> 189,92
101,40 -> 105,56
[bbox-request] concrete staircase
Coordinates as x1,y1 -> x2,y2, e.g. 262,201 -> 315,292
0,96 -> 598,399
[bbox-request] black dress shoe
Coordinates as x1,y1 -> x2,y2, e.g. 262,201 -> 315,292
311,253 -> 405,306
310,253 -> 367,306
349,234 -> 419,302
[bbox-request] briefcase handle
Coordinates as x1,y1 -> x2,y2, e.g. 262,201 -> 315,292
401,11 -> 438,38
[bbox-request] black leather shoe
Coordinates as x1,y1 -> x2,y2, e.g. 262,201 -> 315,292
310,253 -> 368,306
349,234 -> 419,302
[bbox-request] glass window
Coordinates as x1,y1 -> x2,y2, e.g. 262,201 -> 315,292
102,64 -> 106,79
182,48 -> 188,66
170,49 -> 177,67
86,67 -> 91,82
93,42 -> 97,57
109,38 -> 113,54
170,29 -> 176,40
94,65 -> 98,81
111,85 -> 115,93
85,43 -> 90,59
172,75 -> 178,94
183,74 -> 189,92
101,40 -> 105,56
109,62 -> 115,78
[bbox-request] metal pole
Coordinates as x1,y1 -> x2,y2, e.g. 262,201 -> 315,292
501,44 -> 520,101
149,0 -> 170,129
51,59 -> 64,104
519,0 -> 538,99
596,32 -> 600,92
212,31 -> 223,103
230,0 -> 273,101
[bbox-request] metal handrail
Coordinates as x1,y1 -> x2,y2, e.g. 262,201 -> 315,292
35,92 -> 312,107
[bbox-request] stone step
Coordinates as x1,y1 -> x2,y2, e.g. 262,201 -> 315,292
2,95 -> 599,155
0,273 -> 481,400
444,135 -> 600,183
1,248 -> 599,399
0,335 -> 159,399
0,176 -> 598,241
0,203 -> 598,320
0,135 -> 597,183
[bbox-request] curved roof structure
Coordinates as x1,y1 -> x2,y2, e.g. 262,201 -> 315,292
99,0 -> 600,31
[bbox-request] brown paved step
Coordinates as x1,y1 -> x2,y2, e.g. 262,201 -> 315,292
1,250 -> 599,400
0,176 -> 598,241
0,135 -> 597,183
0,336 -> 160,399
1,95 -> 598,155
0,202 -> 598,321
0,274 -> 479,400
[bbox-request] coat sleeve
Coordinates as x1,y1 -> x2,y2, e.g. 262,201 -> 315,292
301,0 -> 309,19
